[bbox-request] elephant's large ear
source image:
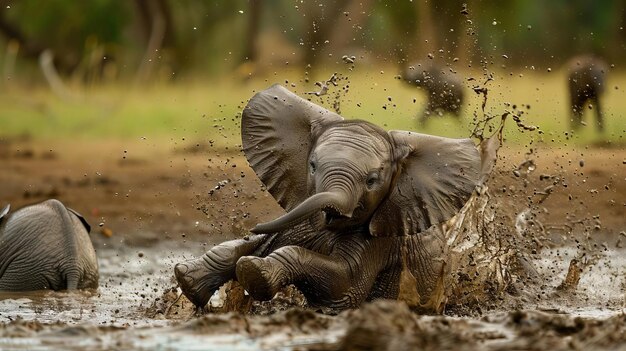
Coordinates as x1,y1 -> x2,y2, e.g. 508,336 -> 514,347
67,208 -> 91,233
369,131 -> 480,236
0,204 -> 9,224
242,84 -> 343,211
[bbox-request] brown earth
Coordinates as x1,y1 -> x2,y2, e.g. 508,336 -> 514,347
0,137 -> 624,350
1,138 -> 623,245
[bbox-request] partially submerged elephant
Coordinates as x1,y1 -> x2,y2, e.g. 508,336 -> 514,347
566,55 -> 608,132
0,199 -> 98,291
175,84 -> 484,310
402,63 -> 464,126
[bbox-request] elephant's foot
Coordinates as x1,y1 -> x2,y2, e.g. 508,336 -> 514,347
174,257 -> 225,307
174,235 -> 268,307
235,256 -> 286,301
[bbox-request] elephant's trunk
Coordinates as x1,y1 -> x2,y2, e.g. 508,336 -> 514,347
250,191 -> 352,234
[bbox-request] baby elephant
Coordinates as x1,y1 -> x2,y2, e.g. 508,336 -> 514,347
567,55 -> 609,132
175,84 -> 481,310
0,199 -> 98,291
402,63 -> 464,126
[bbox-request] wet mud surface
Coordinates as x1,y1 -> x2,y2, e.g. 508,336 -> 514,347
0,138 -> 624,350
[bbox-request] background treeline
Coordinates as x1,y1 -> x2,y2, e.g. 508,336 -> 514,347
0,0 -> 623,84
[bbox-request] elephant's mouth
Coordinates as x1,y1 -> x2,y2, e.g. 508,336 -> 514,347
322,204 -> 352,226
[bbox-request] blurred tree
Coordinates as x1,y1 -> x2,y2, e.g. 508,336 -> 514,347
432,0 -> 464,59
234,0 -> 262,79
134,0 -> 175,82
326,0 -> 374,59
302,0 -> 350,72
0,0 -> 130,76
242,0 -> 261,63
169,1 -> 242,76
381,0 -> 420,64
0,0 -> 622,83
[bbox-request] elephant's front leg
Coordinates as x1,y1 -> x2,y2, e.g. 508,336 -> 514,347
236,238 -> 388,309
174,234 -> 267,306
570,94 -> 585,130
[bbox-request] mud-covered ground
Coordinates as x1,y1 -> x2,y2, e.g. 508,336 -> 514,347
0,137 -> 624,350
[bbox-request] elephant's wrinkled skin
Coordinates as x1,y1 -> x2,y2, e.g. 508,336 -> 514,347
175,85 -> 481,310
0,199 -> 98,291
567,55 -> 608,132
402,63 -> 464,126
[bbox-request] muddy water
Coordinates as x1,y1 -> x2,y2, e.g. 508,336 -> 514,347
532,246 -> 626,316
0,230 -> 623,350
0,242 -> 189,327
0,240 -> 343,350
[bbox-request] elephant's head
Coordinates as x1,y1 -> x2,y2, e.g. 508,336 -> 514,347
402,64 -> 429,88
242,85 -> 480,236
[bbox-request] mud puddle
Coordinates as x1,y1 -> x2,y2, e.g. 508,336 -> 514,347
0,240 -> 342,350
0,237 -> 623,350
0,241 -> 193,328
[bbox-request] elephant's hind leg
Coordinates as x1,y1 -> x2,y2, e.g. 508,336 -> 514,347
236,238 -> 389,310
594,97 -> 604,132
175,234 -> 266,307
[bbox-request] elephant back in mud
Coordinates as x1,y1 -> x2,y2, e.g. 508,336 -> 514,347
175,84 -> 502,312
0,199 -> 98,291
567,55 -> 608,132
402,63 -> 464,126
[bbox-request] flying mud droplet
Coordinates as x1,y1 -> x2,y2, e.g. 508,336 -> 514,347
557,259 -> 581,291
460,3 -> 469,15
617,231 -> 626,248
100,227 -> 113,238
341,55 -> 356,64
514,159 -> 536,177
307,73 -> 339,97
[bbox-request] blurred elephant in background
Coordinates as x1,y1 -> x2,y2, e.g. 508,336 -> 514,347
0,199 -> 98,291
175,85 -> 482,310
402,63 -> 465,126
567,55 -> 609,132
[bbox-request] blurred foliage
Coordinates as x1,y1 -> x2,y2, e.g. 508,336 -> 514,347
6,0 -> 130,49
0,0 -> 624,145
0,0 -> 622,82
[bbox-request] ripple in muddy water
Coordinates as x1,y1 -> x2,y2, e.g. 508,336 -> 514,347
0,242 -> 194,328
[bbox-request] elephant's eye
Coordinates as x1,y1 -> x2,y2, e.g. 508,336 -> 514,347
309,161 -> 316,174
366,171 -> 379,188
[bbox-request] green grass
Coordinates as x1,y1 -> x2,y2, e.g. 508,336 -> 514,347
1,67 -> 624,149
